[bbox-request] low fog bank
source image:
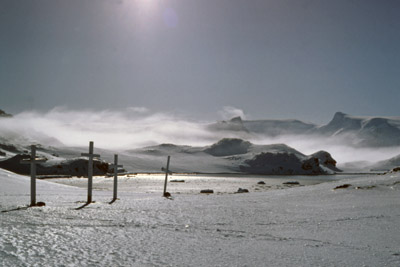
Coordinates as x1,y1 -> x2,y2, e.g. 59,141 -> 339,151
0,107 -> 399,167
0,107 -> 217,149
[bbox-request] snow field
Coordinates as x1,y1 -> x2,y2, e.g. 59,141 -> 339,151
1,169 -> 400,266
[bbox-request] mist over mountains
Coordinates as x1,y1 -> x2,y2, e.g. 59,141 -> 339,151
0,108 -> 399,173
209,112 -> 400,148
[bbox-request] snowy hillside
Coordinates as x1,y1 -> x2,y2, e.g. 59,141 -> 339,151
371,154 -> 400,171
1,168 -> 400,266
126,138 -> 340,174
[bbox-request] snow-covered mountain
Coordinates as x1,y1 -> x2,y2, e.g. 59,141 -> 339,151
209,112 -> 400,147
208,116 -> 316,136
315,112 -> 400,147
126,138 -> 340,175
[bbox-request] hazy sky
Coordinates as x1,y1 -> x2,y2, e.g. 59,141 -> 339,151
1,0 -> 399,123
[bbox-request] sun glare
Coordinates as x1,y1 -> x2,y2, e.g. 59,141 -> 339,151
136,0 -> 158,14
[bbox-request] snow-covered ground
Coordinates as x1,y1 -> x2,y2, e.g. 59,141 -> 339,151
1,169 -> 400,266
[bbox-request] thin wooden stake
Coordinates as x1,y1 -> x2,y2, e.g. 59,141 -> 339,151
20,145 -> 46,206
163,156 -> 171,197
81,141 -> 100,204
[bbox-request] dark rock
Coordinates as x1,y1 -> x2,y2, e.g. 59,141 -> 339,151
0,143 -> 20,153
240,152 -> 325,175
310,151 -> 342,172
257,181 -> 266,185
200,189 -> 214,194
0,109 -> 12,117
204,138 -> 251,157
283,181 -> 300,185
236,188 -> 249,193
334,184 -> 352,190
0,154 -> 109,176
170,179 -> 185,183
301,157 -> 319,171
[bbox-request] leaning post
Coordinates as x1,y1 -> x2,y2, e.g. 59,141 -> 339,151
20,145 -> 46,206
110,154 -> 123,202
81,141 -> 100,204
163,155 -> 171,197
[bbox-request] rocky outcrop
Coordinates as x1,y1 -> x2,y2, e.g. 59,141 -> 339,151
204,138 -> 251,157
239,152 -> 327,175
0,109 -> 12,118
0,154 -> 109,176
310,151 -> 342,172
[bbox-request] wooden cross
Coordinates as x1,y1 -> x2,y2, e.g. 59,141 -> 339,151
163,155 -> 171,197
109,154 -> 123,202
81,141 -> 100,204
20,145 -> 46,206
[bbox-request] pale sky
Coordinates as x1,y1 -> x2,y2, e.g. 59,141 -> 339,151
1,0 -> 399,123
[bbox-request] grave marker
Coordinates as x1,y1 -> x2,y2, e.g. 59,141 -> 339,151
109,154 -> 123,202
81,141 -> 100,204
163,155 -> 171,197
20,145 -> 46,206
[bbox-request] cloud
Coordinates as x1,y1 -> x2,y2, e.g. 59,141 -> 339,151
0,108 -> 218,150
218,106 -> 246,120
126,106 -> 149,114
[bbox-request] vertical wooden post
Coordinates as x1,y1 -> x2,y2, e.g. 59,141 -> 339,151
30,145 -> 36,206
81,141 -> 100,204
113,154 -> 118,200
163,155 -> 171,197
20,145 -> 46,206
110,154 -> 123,201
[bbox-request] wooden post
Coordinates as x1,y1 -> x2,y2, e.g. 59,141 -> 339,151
81,141 -> 100,204
20,145 -> 46,206
163,155 -> 171,197
109,154 -> 123,202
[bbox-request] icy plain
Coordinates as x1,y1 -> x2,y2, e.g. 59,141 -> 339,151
1,169 -> 400,267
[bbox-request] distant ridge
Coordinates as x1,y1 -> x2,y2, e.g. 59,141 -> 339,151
0,109 -> 12,118
208,112 -> 400,147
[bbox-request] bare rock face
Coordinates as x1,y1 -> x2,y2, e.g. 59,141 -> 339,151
0,109 -> 12,118
239,152 -> 326,175
204,138 -> 251,157
0,154 -> 109,176
311,151 -> 342,172
0,143 -> 21,154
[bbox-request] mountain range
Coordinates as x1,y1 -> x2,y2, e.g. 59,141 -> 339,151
0,110 -> 399,174
209,112 -> 400,147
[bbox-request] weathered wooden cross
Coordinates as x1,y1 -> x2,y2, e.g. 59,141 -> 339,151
163,155 -> 171,197
20,145 -> 46,206
81,141 -> 100,204
109,154 -> 123,202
